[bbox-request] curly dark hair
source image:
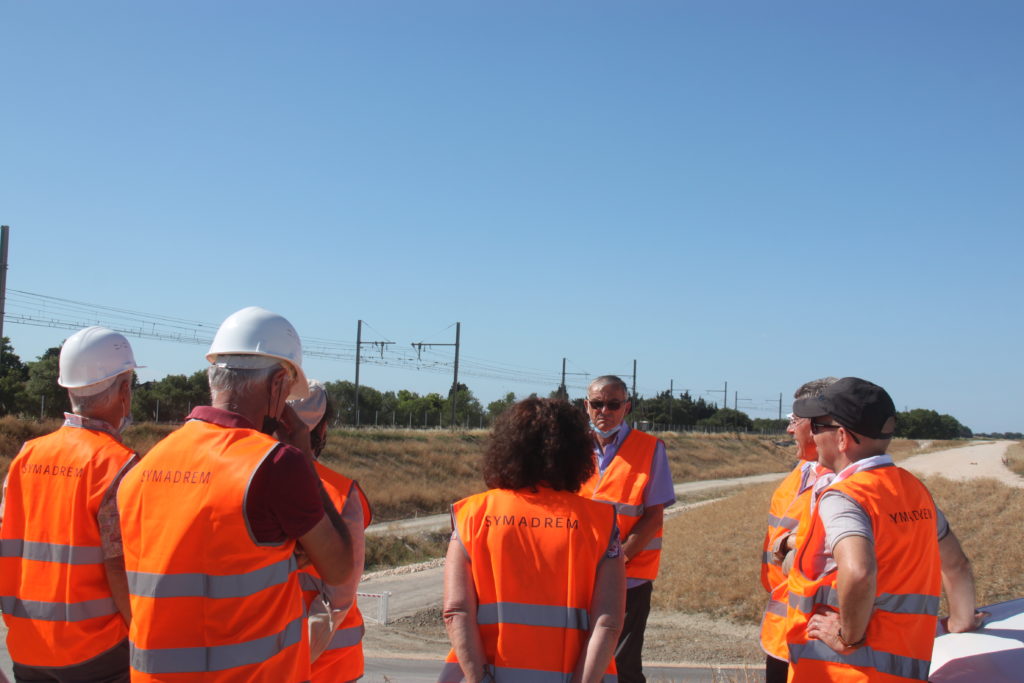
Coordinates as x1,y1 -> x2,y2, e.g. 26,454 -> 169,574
483,397 -> 595,492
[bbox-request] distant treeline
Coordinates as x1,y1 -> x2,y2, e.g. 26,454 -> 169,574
0,338 -> 977,438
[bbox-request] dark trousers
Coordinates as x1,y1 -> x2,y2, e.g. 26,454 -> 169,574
13,640 -> 129,683
615,581 -> 653,683
765,654 -> 789,683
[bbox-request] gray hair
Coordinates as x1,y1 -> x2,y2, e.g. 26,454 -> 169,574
208,364 -> 282,397
69,373 -> 130,415
588,375 -> 630,397
793,376 -> 839,400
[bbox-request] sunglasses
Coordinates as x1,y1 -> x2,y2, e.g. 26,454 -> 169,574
810,421 -> 840,434
588,400 -> 627,411
810,421 -> 861,444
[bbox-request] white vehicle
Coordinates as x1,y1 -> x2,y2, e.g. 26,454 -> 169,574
930,598 -> 1024,682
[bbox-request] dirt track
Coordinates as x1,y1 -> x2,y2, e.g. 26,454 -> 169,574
900,440 -> 1023,487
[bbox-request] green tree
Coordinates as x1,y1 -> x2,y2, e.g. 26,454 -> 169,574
751,418 -> 788,434
634,390 -> 718,427
133,371 -> 210,423
487,392 -> 517,421
0,337 -> 29,416
895,409 -> 972,439
698,408 -> 753,431
25,347 -> 68,418
443,383 -> 484,428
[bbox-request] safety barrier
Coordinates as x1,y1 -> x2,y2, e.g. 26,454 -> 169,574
357,590 -> 392,625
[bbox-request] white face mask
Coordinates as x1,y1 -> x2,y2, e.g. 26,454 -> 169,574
118,412 -> 133,434
590,421 -> 622,439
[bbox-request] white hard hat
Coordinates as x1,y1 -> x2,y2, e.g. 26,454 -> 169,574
58,326 -> 143,393
206,306 -> 309,399
288,380 -> 327,430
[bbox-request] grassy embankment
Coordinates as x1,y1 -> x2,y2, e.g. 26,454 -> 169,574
1004,440 -> 1024,476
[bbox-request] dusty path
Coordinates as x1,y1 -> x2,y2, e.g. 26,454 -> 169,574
900,440 -> 1022,487
366,471 -> 790,538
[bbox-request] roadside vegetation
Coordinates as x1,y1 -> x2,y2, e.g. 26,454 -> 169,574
1004,441 -> 1024,477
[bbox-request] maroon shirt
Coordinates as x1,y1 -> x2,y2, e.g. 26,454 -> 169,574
186,407 -> 325,543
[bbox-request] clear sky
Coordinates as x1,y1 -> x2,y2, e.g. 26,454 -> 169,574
1,2 -> 1021,433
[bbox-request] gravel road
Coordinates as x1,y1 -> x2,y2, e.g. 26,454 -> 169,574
900,440 -> 1022,488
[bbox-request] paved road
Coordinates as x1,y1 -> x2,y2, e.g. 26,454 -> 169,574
363,657 -> 764,682
901,440 -> 1021,487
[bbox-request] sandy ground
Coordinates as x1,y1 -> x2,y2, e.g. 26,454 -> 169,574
900,440 -> 1023,488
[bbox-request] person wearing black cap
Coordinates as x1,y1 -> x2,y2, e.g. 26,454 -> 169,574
784,377 -> 984,682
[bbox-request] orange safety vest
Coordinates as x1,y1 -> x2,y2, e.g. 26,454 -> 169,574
438,487 -> 618,683
300,461 -> 372,683
117,419 -> 310,682
0,425 -> 133,667
578,429 -> 662,581
760,461 -> 818,661
786,463 -> 941,682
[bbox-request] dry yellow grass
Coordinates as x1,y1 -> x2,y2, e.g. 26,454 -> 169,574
319,429 -> 489,520
887,438 -> 971,461
654,481 -> 774,623
655,471 -> 1024,627
321,428 -> 800,521
1004,441 -> 1024,477
924,474 -> 1024,606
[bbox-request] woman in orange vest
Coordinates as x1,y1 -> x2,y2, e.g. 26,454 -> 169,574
439,397 -> 626,683
290,381 -> 373,683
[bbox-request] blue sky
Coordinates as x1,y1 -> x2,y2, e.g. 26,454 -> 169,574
1,2 -> 1021,433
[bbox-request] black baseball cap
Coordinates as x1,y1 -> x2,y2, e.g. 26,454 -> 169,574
792,377 -> 896,439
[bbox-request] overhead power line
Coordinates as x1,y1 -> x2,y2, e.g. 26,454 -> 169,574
4,290 -> 570,390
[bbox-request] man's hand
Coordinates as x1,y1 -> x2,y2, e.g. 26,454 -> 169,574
294,543 -> 311,569
943,610 -> 988,634
275,404 -> 313,459
806,607 -> 861,656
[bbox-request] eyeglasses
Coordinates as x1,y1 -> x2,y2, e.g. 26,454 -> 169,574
811,421 -> 861,444
787,413 -> 799,424
810,421 -> 840,434
588,400 -> 626,411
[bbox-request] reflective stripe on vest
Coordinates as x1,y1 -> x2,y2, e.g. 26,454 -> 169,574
327,623 -> 365,651
789,640 -> 931,681
1,595 -> 118,622
477,602 -> 590,631
763,598 -> 787,618
789,586 -> 939,616
766,513 -> 800,531
438,661 -> 618,683
128,555 -> 296,599
130,616 -> 304,674
0,539 -> 105,565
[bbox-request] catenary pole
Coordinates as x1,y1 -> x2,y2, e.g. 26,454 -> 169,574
354,320 -> 362,426
0,226 -> 9,349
